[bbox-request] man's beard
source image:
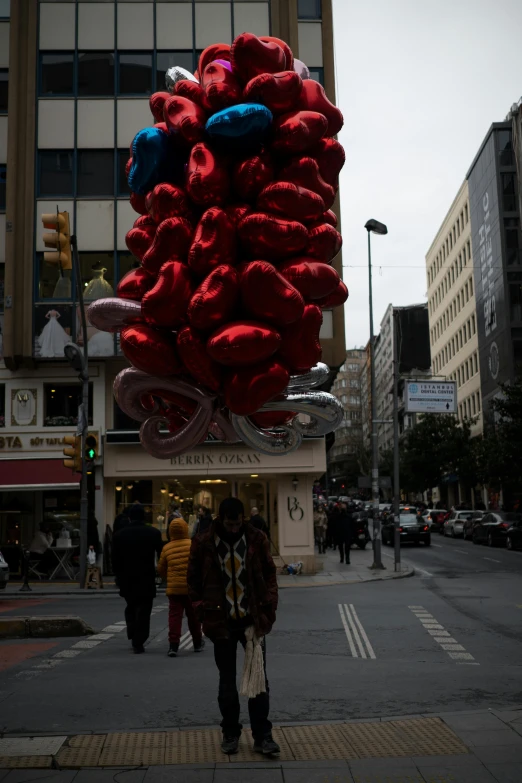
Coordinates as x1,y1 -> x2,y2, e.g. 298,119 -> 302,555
217,519 -> 245,543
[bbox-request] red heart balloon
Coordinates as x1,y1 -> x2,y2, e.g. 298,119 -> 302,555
306,223 -> 343,263
125,223 -> 156,261
117,267 -> 154,301
188,207 -> 236,276
141,217 -> 194,276
298,80 -> 344,137
233,151 -> 274,201
120,325 -> 181,376
319,209 -> 338,228
173,79 -> 212,113
239,260 -> 304,326
188,264 -> 239,331
146,183 -> 191,224
238,212 -> 308,261
279,258 -> 340,299
272,110 -> 328,154
280,156 -> 335,208
163,95 -> 207,145
260,36 -> 294,71
224,359 -> 290,416
198,43 -> 232,77
279,304 -> 323,372
125,156 -> 132,178
186,142 -> 230,207
257,181 -> 325,222
243,71 -> 302,115
149,91 -> 171,124
154,121 -> 169,134
130,191 -> 148,215
177,325 -> 223,393
225,203 -> 252,226
133,214 -> 157,229
231,33 -> 286,83
315,279 -> 349,308
141,261 -> 195,328
310,137 -> 346,186
250,410 -> 296,428
207,321 -> 281,366
202,62 -> 242,111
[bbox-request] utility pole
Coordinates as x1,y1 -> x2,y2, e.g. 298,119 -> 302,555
392,308 -> 401,572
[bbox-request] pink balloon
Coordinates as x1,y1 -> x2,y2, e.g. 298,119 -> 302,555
87,298 -> 142,332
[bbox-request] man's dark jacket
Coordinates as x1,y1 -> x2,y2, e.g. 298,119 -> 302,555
112,521 -> 163,599
188,522 -> 278,640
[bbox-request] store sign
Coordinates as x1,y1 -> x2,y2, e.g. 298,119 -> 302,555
0,436 -> 23,449
171,451 -> 263,467
0,433 -> 67,451
404,381 -> 457,413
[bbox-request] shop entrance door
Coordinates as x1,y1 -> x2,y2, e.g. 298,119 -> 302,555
238,480 -> 267,525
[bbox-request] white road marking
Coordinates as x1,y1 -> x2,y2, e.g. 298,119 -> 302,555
338,604 -> 357,657
348,604 -> 376,660
410,606 -> 477,664
53,649 -> 82,658
483,557 -> 501,563
382,552 -> 433,576
70,640 -> 103,649
101,625 -> 126,633
338,604 -> 376,659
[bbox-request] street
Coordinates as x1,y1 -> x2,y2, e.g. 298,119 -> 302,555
2,538 -> 522,736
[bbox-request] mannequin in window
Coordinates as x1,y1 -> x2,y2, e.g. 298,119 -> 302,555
77,267 -> 115,355
37,309 -> 72,357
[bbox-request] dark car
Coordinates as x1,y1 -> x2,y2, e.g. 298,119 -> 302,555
506,518 -> 522,551
382,513 -> 430,546
463,510 -> 484,540
473,512 -> 522,547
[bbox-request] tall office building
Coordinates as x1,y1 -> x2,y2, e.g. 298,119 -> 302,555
0,0 -> 346,575
327,348 -> 365,492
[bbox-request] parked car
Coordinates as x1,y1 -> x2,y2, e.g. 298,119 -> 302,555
463,510 -> 485,540
382,514 -> 430,546
0,551 -> 9,590
439,509 -> 453,534
506,518 -> 522,551
443,510 -> 474,538
421,509 -> 448,532
473,512 -> 522,547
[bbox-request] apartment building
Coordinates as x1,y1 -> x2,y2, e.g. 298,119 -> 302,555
328,348 -> 365,488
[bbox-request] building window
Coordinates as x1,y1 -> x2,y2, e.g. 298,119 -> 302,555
77,150 -> 115,196
298,0 -> 322,18
502,173 -> 518,212
117,149 -> 131,196
78,52 -> 115,96
35,253 -> 72,300
341,379 -> 347,387
156,51 -> 194,92
504,218 -> 521,266
0,164 -> 6,211
38,151 -> 74,197
0,68 -> 7,112
308,67 -> 325,86
350,379 -> 359,389
474,352 -> 478,374
341,394 -> 347,403
44,383 -> 93,427
349,395 -> 360,405
0,384 -> 4,428
498,129 -> 514,166
118,52 -> 153,95
40,52 -> 74,95
348,363 -> 359,372
80,252 -> 115,296
510,284 -> 522,322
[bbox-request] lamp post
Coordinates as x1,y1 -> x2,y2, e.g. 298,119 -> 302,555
364,218 -> 388,570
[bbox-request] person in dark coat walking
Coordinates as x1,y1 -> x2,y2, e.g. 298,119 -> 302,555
250,507 -> 269,536
112,502 -> 163,653
335,503 -> 356,564
188,497 -> 280,758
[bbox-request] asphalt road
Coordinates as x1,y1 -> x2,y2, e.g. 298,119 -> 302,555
1,534 -> 522,735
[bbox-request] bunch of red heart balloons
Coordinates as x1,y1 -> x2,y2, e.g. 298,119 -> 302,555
109,33 -> 348,440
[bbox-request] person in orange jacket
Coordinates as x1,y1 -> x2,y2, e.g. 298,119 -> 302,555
157,518 -> 204,657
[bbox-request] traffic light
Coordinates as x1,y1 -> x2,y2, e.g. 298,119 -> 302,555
63,435 -> 82,473
41,210 -> 72,270
85,433 -> 99,474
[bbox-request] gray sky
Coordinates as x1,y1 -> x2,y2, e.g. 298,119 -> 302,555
333,0 -> 522,349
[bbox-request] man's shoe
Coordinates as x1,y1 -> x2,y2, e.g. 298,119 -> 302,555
221,735 -> 239,755
253,735 -> 280,755
168,644 -> 179,657
194,638 -> 205,653
132,644 -> 145,654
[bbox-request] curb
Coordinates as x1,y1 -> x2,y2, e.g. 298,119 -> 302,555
0,615 -> 94,638
277,566 -> 414,589
2,590 -> 120,599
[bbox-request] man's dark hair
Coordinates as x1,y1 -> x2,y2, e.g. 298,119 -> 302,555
219,497 -> 245,521
127,502 -> 145,524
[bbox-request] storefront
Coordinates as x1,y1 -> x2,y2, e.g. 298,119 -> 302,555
103,438 -> 327,574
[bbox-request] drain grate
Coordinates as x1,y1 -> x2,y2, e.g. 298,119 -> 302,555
0,737 -> 66,757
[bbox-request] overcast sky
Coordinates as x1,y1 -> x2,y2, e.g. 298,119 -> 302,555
333,0 -> 522,350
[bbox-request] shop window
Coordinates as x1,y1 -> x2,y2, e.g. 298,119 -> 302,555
78,52 -> 115,96
40,52 -> 74,95
502,173 -> 518,212
308,67 -> 324,86
117,149 -> 131,195
0,384 -> 4,427
77,150 -> 115,196
0,164 -> 5,210
0,68 -> 7,112
498,129 -> 514,166
117,252 -> 139,283
298,0 -> 322,18
38,150 -> 73,197
156,51 -> 194,92
80,252 -> 115,298
36,253 -> 72,300
34,304 -> 75,358
44,382 -> 93,427
118,52 -> 153,95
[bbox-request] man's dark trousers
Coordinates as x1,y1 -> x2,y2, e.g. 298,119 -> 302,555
213,625 -> 271,741
124,596 -> 153,647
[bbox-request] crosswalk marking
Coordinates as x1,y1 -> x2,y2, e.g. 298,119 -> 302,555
408,605 -> 477,665
338,604 -> 376,659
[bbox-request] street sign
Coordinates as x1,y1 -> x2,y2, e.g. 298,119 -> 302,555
358,476 -> 392,489
404,380 -> 457,414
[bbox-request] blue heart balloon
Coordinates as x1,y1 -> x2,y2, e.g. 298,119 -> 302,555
128,127 -> 171,195
206,103 -> 273,143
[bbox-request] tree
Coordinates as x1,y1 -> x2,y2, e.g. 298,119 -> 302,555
484,378 -> 522,506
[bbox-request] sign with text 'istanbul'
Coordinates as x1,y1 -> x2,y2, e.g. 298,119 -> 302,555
405,381 -> 457,414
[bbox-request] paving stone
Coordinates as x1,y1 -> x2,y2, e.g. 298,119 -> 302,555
75,770 -> 146,782
349,757 -> 419,776
0,773 -> 9,782
4,772 -> 77,782
473,745 -> 522,764
442,713 -> 511,732
283,769 -> 354,783
411,754 -> 482,768
485,762 -> 522,782
453,730 -> 522,748
417,763 -> 497,782
281,760 -> 350,768
142,770 -> 217,783
214,771 -> 283,783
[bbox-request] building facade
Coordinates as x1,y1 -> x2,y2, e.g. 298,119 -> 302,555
425,181 -> 483,436
327,348 -> 365,493
0,0 -> 346,575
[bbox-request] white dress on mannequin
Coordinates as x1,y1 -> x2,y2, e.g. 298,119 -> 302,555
37,310 -> 72,357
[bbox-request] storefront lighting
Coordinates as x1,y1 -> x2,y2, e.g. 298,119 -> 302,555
51,389 -> 56,392
174,495 -> 180,500
200,479 -> 227,484
250,474 -> 259,478
126,482 -> 134,490
168,492 -> 174,497
160,485 -> 167,494
115,482 -> 122,491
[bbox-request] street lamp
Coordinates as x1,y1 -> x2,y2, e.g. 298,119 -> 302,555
364,218 -> 388,570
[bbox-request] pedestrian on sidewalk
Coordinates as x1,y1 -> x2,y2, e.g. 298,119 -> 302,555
112,502 -> 163,654
313,504 -> 328,554
335,502 -> 355,564
157,517 -> 204,658
188,497 -> 280,757
250,507 -> 269,536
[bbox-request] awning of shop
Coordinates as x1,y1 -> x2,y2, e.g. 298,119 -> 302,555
0,460 -> 80,491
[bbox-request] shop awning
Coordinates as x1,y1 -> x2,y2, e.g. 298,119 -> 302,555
0,460 -> 80,491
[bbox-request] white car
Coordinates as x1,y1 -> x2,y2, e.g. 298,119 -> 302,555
443,510 -> 474,538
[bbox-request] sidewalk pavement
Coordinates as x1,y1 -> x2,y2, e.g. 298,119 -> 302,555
3,545 -> 412,597
1,709 -> 521,780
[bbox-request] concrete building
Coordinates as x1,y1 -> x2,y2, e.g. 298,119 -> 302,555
327,348 -> 365,493
425,181 -> 483,435
0,0 -> 346,576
